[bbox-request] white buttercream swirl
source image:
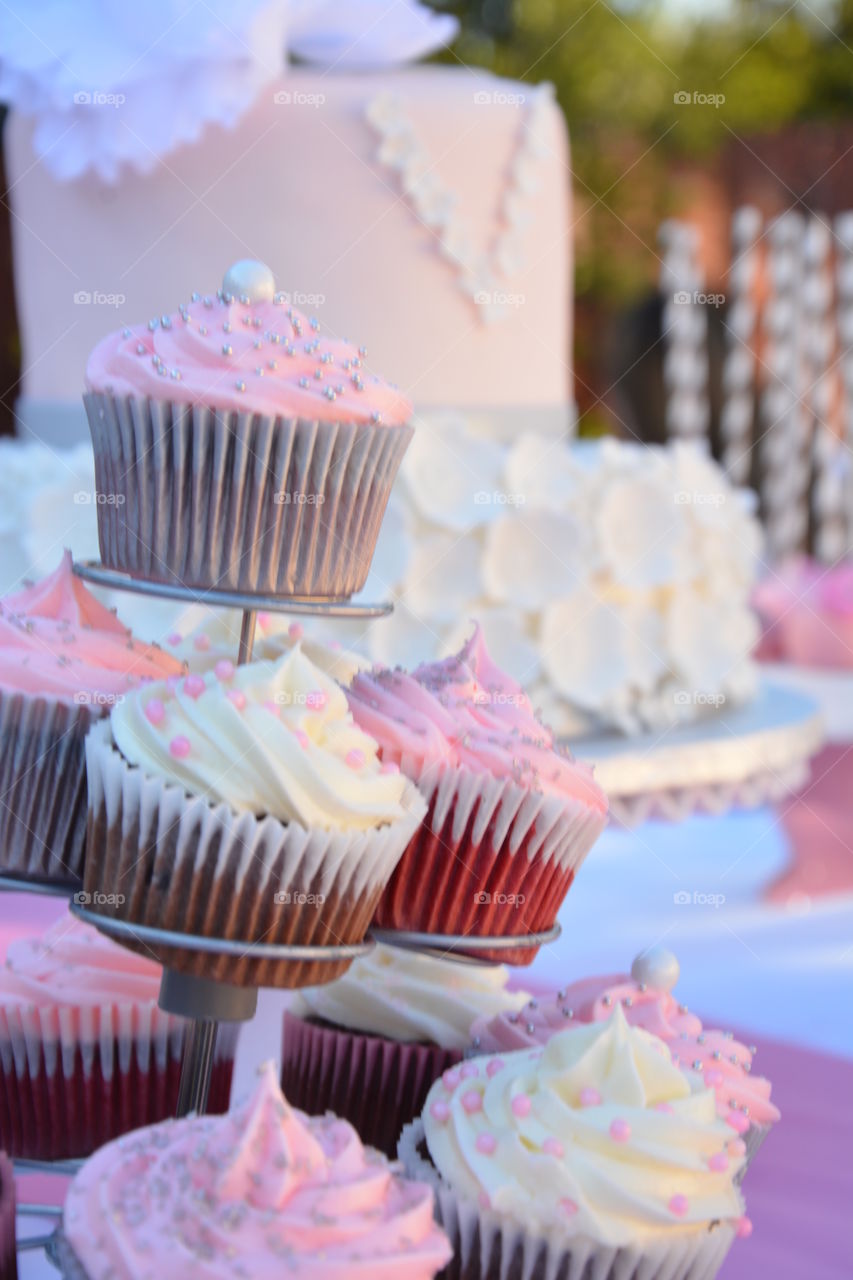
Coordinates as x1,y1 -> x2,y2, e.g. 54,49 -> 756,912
297,944 -> 531,1050
109,647 -> 410,831
422,1007 -> 745,1247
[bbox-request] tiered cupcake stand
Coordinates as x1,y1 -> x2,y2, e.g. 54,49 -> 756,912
7,552 -> 558,1218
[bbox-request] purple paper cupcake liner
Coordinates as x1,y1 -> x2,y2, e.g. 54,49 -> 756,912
0,689 -> 95,885
281,1011 -> 460,1158
84,392 -> 413,596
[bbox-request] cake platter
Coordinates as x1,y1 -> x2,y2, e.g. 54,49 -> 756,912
571,679 -> 824,826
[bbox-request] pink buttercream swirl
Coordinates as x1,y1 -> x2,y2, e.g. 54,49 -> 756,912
0,914 -> 167,1008
86,291 -> 412,424
348,624 -> 607,811
471,975 -> 779,1129
0,551 -> 182,701
64,1063 -> 451,1280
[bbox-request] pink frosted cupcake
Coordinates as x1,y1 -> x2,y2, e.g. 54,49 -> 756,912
84,259 -> 412,597
0,552 -> 182,884
754,555 -> 853,668
0,915 -> 237,1160
470,947 -> 779,1169
348,625 -> 608,963
54,1062 -> 451,1280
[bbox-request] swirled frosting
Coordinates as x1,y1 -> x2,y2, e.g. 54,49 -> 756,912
296,944 -> 531,1050
0,914 -> 167,1008
167,609 -> 371,687
110,647 -> 414,831
348,624 -> 608,811
471,975 -> 779,1130
86,289 -> 411,424
64,1062 -> 451,1280
0,551 -> 182,701
423,1008 -> 745,1247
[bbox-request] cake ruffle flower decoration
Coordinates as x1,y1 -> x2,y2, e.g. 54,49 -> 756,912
0,0 -> 289,181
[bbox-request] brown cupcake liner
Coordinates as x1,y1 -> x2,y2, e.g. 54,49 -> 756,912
280,1011 -> 460,1158
0,1154 -> 15,1280
373,762 -> 607,964
84,391 -> 413,596
0,689 -> 97,885
399,1121 -> 737,1280
0,1006 -> 237,1160
82,719 -> 426,988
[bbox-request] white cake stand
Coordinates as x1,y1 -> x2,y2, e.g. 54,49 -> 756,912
570,680 -> 824,826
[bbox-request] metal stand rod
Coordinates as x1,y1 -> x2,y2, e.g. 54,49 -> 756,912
161,970 -> 259,1120
238,608 -> 257,665
175,1018 -> 218,1117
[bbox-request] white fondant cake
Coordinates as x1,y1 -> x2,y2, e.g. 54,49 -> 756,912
5,65 -> 570,443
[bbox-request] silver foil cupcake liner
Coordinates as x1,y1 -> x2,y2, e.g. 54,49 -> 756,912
84,391 -> 413,596
0,689 -> 96,885
399,1120 -> 737,1280
82,719 -> 426,987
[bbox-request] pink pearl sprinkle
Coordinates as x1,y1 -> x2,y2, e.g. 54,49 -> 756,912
443,1068 -> 461,1091
579,1087 -> 601,1107
668,1195 -> 689,1218
542,1136 -> 564,1158
704,1069 -> 724,1086
708,1153 -> 729,1173
144,698 -> 165,726
345,748 -> 365,769
478,1192 -> 491,1211
169,735 -> 191,759
460,1063 -> 479,1079
461,1090 -> 482,1114
486,1059 -> 505,1078
610,1119 -> 631,1143
293,729 -> 309,749
214,659 -> 235,680
193,634 -> 211,651
258,612 -> 272,629
726,1111 -> 749,1134
727,1138 -> 747,1157
429,1100 -> 450,1123
263,700 -> 280,716
166,632 -> 182,646
654,1102 -> 674,1114
288,622 -> 304,640
183,674 -> 206,699
560,1198 -> 579,1218
227,689 -> 247,711
475,1133 -> 497,1155
380,761 -> 400,775
306,689 -> 327,711
735,1216 -> 753,1239
511,1094 -> 531,1118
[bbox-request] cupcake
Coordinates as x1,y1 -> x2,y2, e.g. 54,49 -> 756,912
469,947 -> 779,1169
399,1007 -> 751,1280
348,624 -> 608,962
754,554 -> 853,668
167,608 -> 372,685
0,551 -> 182,884
82,646 -> 426,986
84,259 -> 413,597
281,942 -> 531,1156
0,914 -> 237,1160
0,1155 -> 14,1280
54,1062 -> 451,1280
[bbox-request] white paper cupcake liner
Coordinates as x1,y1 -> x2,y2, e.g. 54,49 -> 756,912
0,688 -> 97,884
84,391 -> 413,596
82,719 -> 427,986
399,1120 -> 737,1280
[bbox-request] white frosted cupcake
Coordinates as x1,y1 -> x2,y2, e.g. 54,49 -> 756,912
82,647 -> 426,987
282,943 -> 530,1155
400,1007 -> 751,1280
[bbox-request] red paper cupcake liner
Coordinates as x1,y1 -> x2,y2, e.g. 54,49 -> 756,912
373,764 -> 606,965
0,1031 -> 236,1161
281,1011 -> 460,1158
0,1154 -> 15,1280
